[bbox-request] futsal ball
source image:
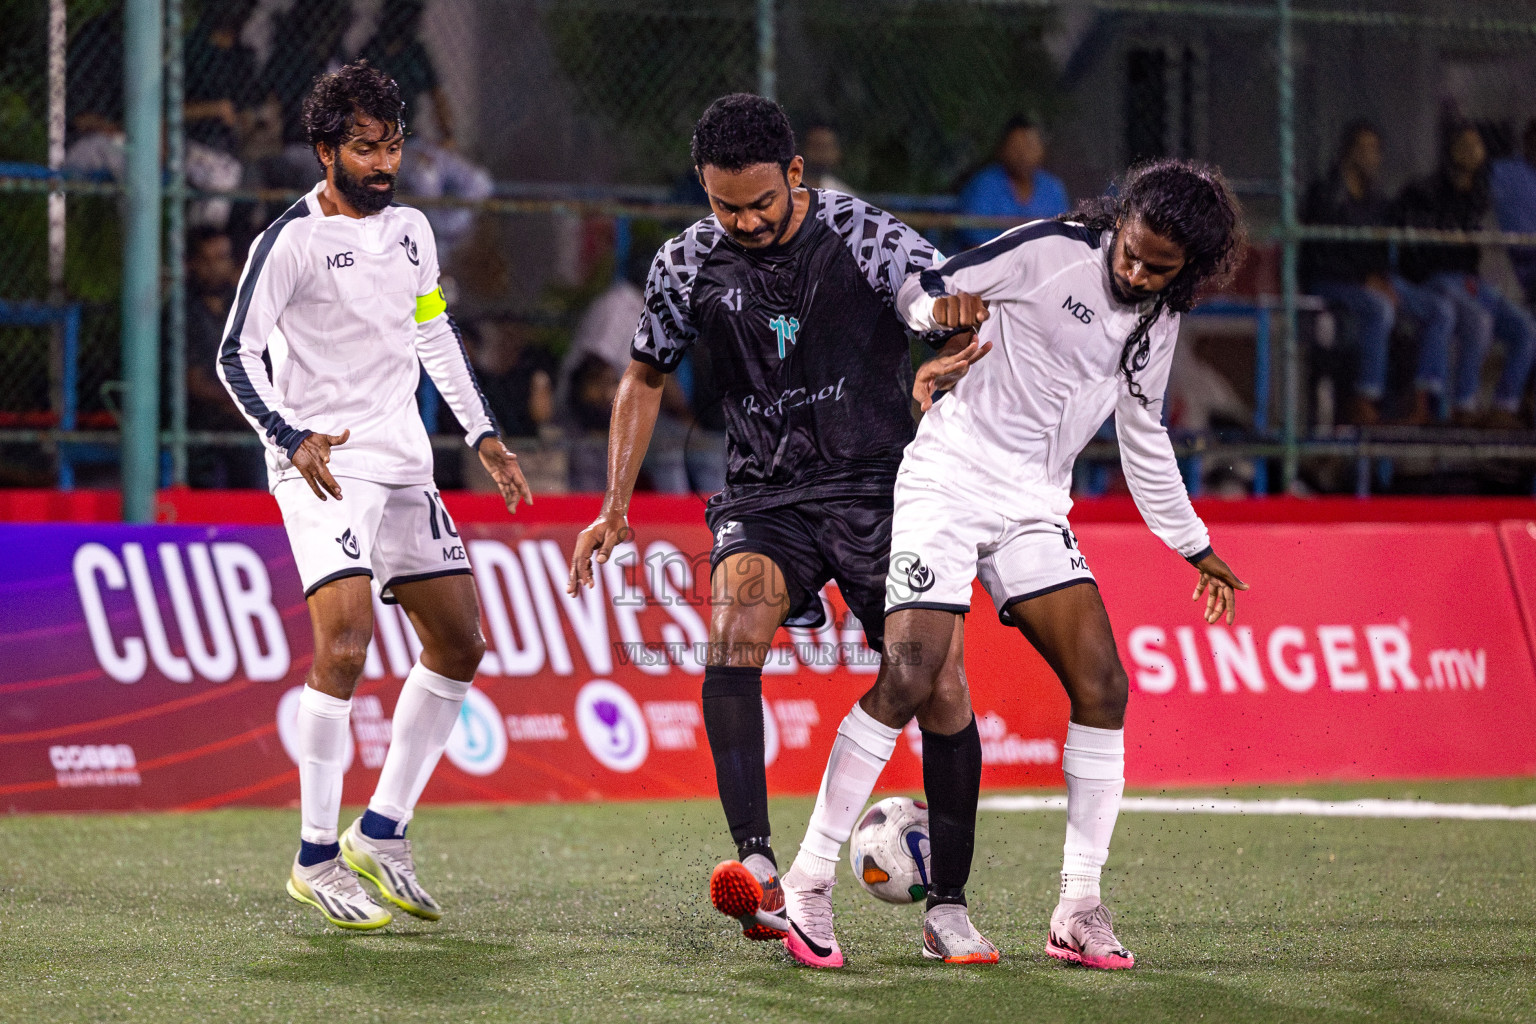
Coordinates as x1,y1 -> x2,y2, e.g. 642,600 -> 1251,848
849,796 -> 931,904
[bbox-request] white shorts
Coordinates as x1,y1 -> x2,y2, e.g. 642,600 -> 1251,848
274,478 -> 471,602
884,477 -> 1095,626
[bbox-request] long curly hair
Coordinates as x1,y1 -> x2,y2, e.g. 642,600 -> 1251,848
1061,159 -> 1244,406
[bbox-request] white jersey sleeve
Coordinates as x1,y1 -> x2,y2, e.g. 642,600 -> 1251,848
409,217 -> 499,449
896,219 -> 1094,332
1114,312 -> 1212,560
216,203 -> 313,459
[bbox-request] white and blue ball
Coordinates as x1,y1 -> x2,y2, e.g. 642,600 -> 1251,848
849,796 -> 932,904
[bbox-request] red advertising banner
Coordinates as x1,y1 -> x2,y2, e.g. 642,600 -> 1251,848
3,516 -> 1534,814
1499,519 -> 1536,651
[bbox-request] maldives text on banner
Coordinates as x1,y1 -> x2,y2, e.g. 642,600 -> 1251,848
1,521 -> 1533,813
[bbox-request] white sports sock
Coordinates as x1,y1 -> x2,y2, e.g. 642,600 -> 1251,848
297,685 -> 352,846
1059,722 -> 1125,902
792,703 -> 900,880
368,662 -> 474,833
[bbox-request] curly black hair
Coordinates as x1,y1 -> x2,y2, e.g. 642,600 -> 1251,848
691,93 -> 796,174
1062,159 -> 1244,406
302,60 -> 405,164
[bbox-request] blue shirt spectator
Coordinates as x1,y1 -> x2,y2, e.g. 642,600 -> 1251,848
957,116 -> 1069,248
1490,119 -> 1536,304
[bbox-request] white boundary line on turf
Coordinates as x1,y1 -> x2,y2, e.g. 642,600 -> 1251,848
977,796 -> 1536,821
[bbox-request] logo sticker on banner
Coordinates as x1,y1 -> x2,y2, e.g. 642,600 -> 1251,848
446,688 -> 508,777
277,686 -> 355,771
575,680 -> 649,773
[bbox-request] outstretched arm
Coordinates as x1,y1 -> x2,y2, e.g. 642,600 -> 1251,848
1113,318 -> 1249,622
913,333 -> 992,411
567,359 -> 665,593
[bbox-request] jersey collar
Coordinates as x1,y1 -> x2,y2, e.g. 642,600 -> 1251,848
725,187 -> 820,261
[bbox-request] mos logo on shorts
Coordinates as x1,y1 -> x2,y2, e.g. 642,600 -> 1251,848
768,314 -> 800,359
892,552 -> 936,594
336,528 -> 361,559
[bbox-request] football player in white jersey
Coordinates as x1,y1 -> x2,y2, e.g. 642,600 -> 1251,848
785,159 -> 1250,966
218,62 -> 531,930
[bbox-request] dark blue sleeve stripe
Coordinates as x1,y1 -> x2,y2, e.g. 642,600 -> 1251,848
219,198 -> 310,456
444,313 -> 501,436
922,220 -> 1099,296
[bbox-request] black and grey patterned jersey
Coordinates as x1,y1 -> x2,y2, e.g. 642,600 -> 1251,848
632,188 -> 948,516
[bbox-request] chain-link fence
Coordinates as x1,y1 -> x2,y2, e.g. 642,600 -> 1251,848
4,0 -> 1536,500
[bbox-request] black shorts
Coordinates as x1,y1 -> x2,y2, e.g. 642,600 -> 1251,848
706,495 -> 893,651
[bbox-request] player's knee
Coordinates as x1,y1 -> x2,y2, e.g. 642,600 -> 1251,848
316,634 -> 370,685
448,632 -> 488,681
875,659 -> 937,721
1069,659 -> 1128,725
433,629 -> 486,681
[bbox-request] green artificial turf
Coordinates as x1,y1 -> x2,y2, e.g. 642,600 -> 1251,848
2,778 -> 1534,1023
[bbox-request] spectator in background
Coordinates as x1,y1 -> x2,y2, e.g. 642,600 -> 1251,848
184,0 -> 258,158
1302,121 -> 1455,425
183,227 -> 265,488
1396,122 -> 1536,429
182,0 -> 260,229
64,7 -> 242,227
252,0 -> 351,190
562,353 -> 621,492
559,250 -> 694,493
360,0 -> 492,256
470,316 -> 555,438
1490,118 -> 1536,307
802,123 -> 852,194
956,114 -> 1069,249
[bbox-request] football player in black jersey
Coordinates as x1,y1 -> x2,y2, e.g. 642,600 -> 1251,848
567,94 -> 990,967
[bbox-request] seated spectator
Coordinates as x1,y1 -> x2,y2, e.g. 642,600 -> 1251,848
802,123 -> 852,194
183,227 -> 265,488
562,353 -> 620,493
64,7 -> 242,228
559,251 -> 693,493
183,0 -> 260,228
252,0 -> 351,191
1396,122 -> 1536,429
469,315 -> 556,438
1302,121 -> 1455,425
360,0 -> 492,256
1490,118 -> 1536,307
956,115 -> 1069,249
184,0 -> 258,158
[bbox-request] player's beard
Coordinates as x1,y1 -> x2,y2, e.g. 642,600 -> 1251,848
334,160 -> 397,215
1105,226 -> 1156,306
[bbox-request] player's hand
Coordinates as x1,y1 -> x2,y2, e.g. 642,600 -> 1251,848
1192,551 -> 1248,625
292,429 -> 350,501
568,509 -> 631,594
931,291 -> 989,329
477,436 -> 533,514
914,335 -> 993,412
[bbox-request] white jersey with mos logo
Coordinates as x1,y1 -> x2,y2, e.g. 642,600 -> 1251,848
895,219 -> 1209,561
217,182 -> 497,489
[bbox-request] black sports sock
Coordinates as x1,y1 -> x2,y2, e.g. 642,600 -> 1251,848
922,717 -> 983,909
702,665 -> 773,859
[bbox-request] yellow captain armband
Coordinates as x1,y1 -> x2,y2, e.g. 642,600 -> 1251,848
414,287 -> 447,324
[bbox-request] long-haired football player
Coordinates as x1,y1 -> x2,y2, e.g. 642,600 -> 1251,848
788,159 -> 1249,967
